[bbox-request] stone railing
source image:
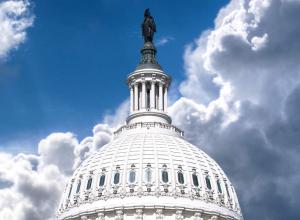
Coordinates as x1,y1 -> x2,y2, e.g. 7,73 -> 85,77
113,122 -> 184,137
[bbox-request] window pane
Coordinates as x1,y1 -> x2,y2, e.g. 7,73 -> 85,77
217,180 -> 222,193
178,172 -> 184,184
162,171 -> 168,183
114,172 -> 120,184
76,181 -> 81,194
99,175 -> 105,187
86,178 -> 92,190
205,176 -> 212,190
192,174 -> 199,187
129,170 -> 136,183
68,184 -> 73,198
145,168 -> 152,183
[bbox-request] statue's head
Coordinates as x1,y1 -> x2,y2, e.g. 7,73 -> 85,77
144,8 -> 150,17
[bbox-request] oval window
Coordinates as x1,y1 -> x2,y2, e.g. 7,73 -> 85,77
205,176 -> 212,190
217,179 -> 222,193
129,170 -> 136,183
192,174 -> 199,187
76,180 -> 81,194
113,172 -> 120,185
99,174 -> 105,187
162,170 -> 169,183
178,172 -> 184,184
86,177 -> 92,190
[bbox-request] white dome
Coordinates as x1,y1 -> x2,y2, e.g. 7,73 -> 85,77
58,124 -> 242,220
57,11 -> 243,219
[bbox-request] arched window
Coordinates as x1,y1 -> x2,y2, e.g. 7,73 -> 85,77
129,170 -> 136,183
162,170 -> 168,183
217,179 -> 222,193
113,172 -> 120,185
205,176 -> 212,190
86,177 -> 92,190
178,172 -> 184,184
192,174 -> 199,187
225,183 -> 230,198
145,164 -> 152,183
67,184 -> 73,198
99,174 -> 105,187
76,180 -> 81,194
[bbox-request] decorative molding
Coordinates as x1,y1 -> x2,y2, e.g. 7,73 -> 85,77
115,210 -> 123,220
155,209 -> 163,220
193,213 -> 203,220
96,213 -> 105,220
175,210 -> 184,220
135,209 -> 143,220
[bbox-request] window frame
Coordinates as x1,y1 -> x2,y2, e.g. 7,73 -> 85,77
144,164 -> 152,184
177,171 -> 185,185
86,177 -> 93,190
205,175 -> 212,190
99,174 -> 106,187
76,179 -> 81,194
161,165 -> 169,184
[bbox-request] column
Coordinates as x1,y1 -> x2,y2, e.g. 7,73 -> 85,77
130,85 -> 134,113
141,81 -> 146,109
164,86 -> 168,111
150,81 -> 155,109
159,83 -> 163,110
134,83 -> 138,111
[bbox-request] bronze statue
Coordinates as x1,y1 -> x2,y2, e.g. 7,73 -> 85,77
142,9 -> 156,43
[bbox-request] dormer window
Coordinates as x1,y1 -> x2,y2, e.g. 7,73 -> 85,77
177,166 -> 184,184
192,173 -> 199,187
76,180 -> 81,194
67,183 -> 73,198
145,164 -> 152,183
86,177 -> 92,190
162,164 -> 169,183
114,172 -> 120,185
113,166 -> 121,185
217,179 -> 222,193
205,175 -> 212,190
225,183 -> 231,198
178,172 -> 184,184
99,174 -> 105,187
129,164 -> 136,184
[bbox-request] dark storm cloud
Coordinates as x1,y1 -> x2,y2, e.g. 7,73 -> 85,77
171,0 -> 300,219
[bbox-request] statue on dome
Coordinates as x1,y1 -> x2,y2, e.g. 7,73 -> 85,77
142,8 -> 156,43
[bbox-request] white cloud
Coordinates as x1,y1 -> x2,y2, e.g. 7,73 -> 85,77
156,36 -> 174,46
1,0 -> 300,219
38,132 -> 78,175
0,0 -> 34,60
171,0 -> 300,219
0,122 -> 116,220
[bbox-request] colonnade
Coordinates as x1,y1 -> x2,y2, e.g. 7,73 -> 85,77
130,81 -> 168,113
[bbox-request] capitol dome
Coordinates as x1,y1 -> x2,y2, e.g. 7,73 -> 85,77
57,9 -> 243,220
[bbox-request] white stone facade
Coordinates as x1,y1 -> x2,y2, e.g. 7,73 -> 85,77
57,24 -> 243,220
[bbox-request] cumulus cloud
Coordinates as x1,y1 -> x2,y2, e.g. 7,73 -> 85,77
38,132 -> 79,175
1,0 -> 300,220
0,127 -> 113,220
171,0 -> 300,219
0,0 -> 34,60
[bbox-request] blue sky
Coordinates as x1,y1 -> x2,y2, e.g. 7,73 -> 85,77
0,0 -> 228,153
1,1 -> 300,219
